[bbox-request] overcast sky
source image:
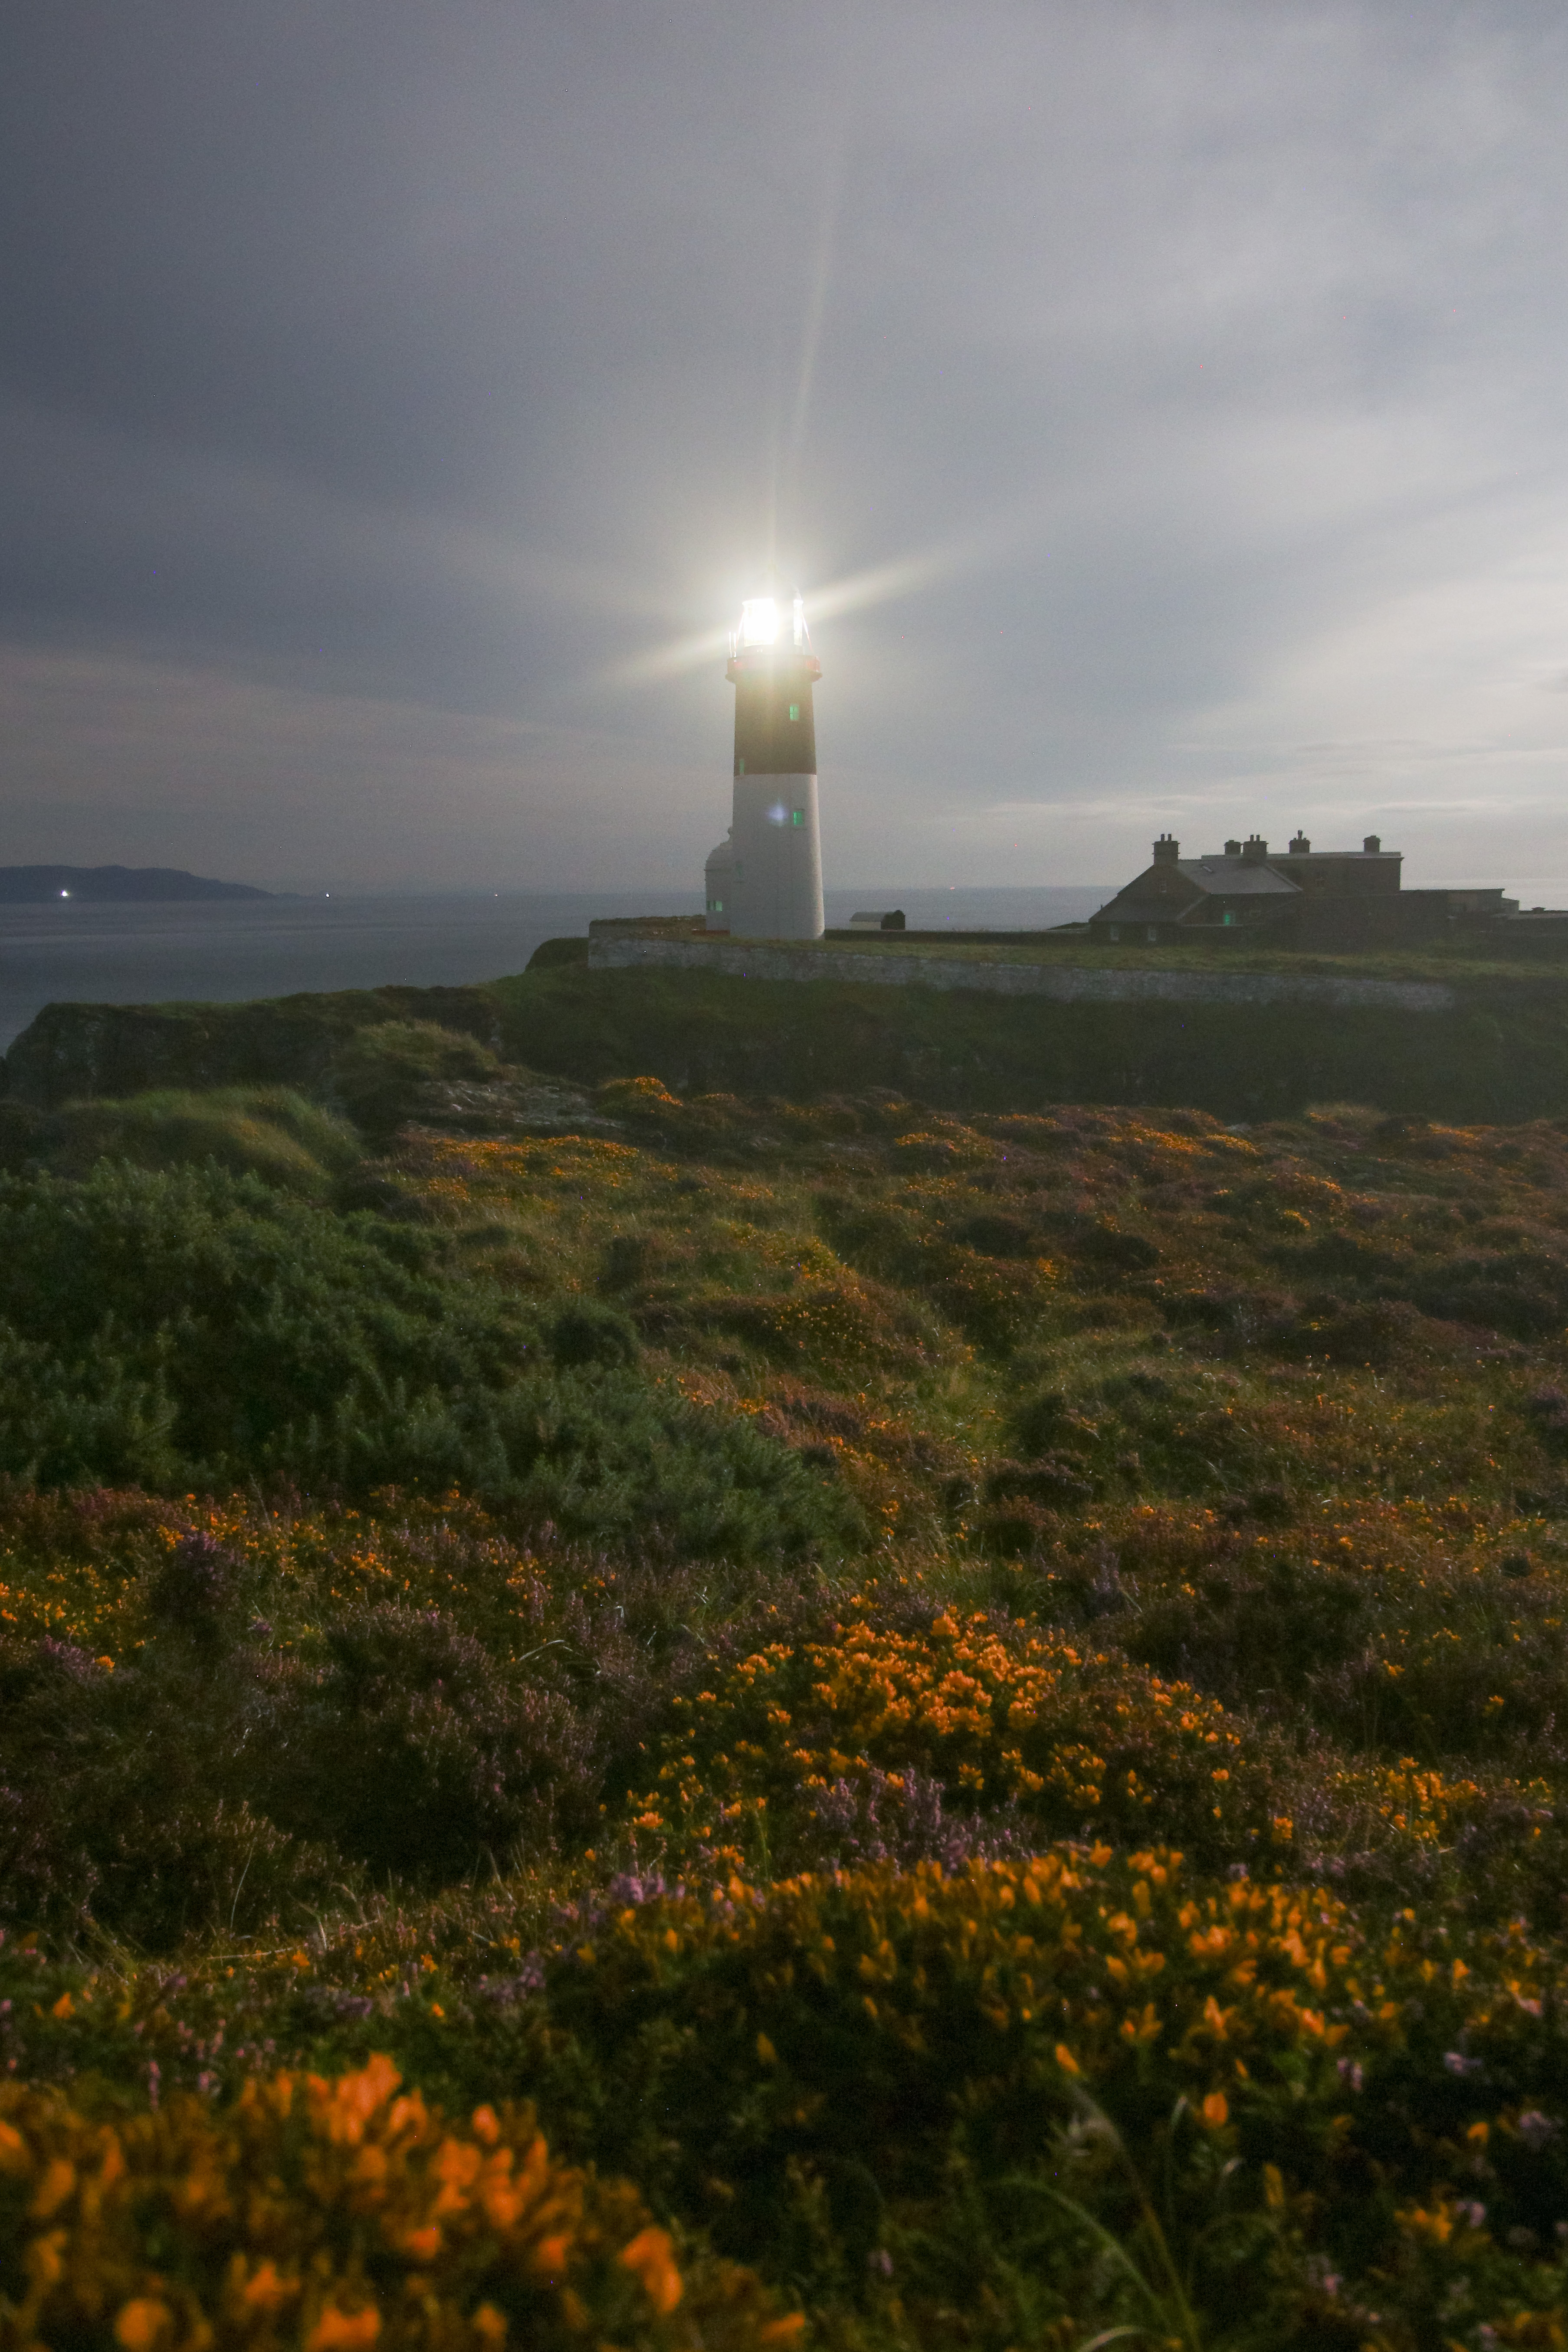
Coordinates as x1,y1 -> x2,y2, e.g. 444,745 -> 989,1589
3,1 -> 1567,895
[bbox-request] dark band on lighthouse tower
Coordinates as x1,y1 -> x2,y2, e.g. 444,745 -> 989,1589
704,593 -> 824,940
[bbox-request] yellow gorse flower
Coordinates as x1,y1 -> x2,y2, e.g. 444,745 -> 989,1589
0,2058 -> 796,2352
635,1604 -> 1252,1849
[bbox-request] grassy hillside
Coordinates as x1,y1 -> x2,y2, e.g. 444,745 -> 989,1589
4,1017 -> 1568,2345
9,948 -> 1568,1120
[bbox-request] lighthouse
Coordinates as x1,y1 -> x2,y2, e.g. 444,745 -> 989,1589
704,591 -> 824,939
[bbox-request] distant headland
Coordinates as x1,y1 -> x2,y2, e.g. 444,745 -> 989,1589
0,866 -> 279,903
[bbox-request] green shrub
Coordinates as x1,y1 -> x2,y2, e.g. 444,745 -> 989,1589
0,1159 -> 522,1486
0,1625 -> 341,1942
551,1301 -> 641,1367
329,1019 -> 505,1135
0,1164 -> 855,1561
1001,1366 -> 1286,1506
0,1322 -> 183,1487
39,1085 -> 362,1191
815,1191 -> 1055,1351
257,1604 -> 596,1882
464,1368 -> 861,1557
526,933 -> 590,968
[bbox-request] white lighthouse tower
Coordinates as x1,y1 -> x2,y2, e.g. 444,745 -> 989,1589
703,592 -> 824,939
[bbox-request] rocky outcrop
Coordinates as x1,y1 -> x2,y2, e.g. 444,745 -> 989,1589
2,986 -> 505,1108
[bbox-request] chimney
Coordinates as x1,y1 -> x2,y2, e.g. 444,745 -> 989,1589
1224,839 -> 1242,857
1363,834 -> 1382,854
1241,834 -> 1268,865
1151,832 -> 1180,864
1288,833 -> 1311,855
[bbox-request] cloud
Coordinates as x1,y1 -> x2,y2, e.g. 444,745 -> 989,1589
0,640 -> 713,892
2,0 -> 1568,889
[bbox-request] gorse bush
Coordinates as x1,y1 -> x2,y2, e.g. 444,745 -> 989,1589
0,1493 -> 841,1944
12,1852 -> 1568,2350
626,1600 -> 1277,1877
0,2054 -> 799,2352
507,1850 -> 1568,2342
10,1068 -> 1568,2341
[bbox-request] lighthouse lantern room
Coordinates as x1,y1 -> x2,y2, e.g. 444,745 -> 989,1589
704,592 -> 824,939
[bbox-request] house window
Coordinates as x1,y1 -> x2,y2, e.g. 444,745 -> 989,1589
792,809 -> 804,826
788,704 -> 800,721
1221,910 -> 1236,927
1108,925 -> 1120,942
1146,926 -> 1158,942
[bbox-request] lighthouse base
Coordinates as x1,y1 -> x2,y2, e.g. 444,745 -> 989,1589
726,773 -> 824,940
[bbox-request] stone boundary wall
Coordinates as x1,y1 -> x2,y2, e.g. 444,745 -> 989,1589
588,934 -> 1457,1013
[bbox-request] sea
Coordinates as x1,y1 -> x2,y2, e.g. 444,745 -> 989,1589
0,884 -> 1112,1053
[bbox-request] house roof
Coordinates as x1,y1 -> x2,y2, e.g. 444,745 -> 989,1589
1173,859 -> 1300,896
1095,899 -> 1194,925
1092,856 -> 1302,922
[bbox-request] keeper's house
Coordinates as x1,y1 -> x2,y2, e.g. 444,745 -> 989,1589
1089,832 -> 1516,948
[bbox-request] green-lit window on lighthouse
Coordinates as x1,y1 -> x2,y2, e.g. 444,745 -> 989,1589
792,809 -> 804,826
736,758 -> 745,775
788,704 -> 800,721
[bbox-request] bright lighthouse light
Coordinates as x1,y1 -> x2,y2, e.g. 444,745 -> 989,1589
709,582 -> 823,942
737,596 -> 779,647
